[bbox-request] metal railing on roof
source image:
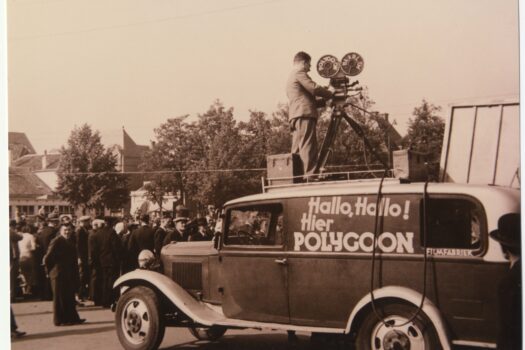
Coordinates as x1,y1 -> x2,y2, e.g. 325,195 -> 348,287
262,169 -> 394,192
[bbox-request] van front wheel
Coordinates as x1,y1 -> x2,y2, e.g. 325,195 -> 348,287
115,286 -> 165,350
355,302 -> 442,350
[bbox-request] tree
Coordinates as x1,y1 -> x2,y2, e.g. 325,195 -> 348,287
404,100 -> 445,179
188,101 -> 256,207
140,115 -> 197,210
56,124 -> 128,215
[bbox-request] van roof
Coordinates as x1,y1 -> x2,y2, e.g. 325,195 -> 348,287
225,179 -> 520,206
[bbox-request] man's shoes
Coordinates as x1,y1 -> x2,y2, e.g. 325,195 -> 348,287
70,318 -> 86,325
11,330 -> 26,338
59,318 -> 86,326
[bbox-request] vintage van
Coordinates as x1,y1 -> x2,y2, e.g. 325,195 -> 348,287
113,178 -> 519,350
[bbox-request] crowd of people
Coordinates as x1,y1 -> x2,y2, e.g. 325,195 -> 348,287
9,204 -> 218,336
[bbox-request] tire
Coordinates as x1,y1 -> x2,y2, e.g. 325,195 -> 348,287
188,325 -> 227,341
115,286 -> 166,350
355,302 -> 442,350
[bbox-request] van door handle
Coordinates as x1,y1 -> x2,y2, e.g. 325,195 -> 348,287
274,258 -> 287,265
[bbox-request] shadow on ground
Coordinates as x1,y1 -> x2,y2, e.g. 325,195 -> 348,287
11,324 -> 116,342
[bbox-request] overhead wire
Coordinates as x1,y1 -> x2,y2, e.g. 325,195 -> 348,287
9,0 -> 287,40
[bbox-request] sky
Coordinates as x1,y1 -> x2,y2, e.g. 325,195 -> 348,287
6,0 -> 520,153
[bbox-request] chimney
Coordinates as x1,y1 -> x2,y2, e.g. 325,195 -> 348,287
42,150 -> 47,170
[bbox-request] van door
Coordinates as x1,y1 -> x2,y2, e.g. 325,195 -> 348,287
218,202 -> 289,323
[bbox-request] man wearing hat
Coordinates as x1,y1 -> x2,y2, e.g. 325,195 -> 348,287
128,214 -> 155,270
162,208 -> 189,247
490,213 -> 521,350
35,214 -> 59,300
154,216 -> 173,257
188,218 -> 212,242
88,216 -> 121,308
76,215 -> 91,301
44,224 -> 86,326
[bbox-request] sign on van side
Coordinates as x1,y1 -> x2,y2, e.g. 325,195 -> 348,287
291,196 -> 417,254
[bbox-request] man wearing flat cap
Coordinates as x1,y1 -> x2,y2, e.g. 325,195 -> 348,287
490,213 -> 521,350
128,214 -> 155,270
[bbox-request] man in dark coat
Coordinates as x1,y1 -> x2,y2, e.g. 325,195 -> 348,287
88,219 -> 104,306
89,217 -> 121,308
162,209 -> 189,247
118,221 -> 135,275
154,217 -> 172,257
10,220 -> 23,301
76,216 -> 91,301
44,224 -> 86,326
128,214 -> 155,269
188,218 -> 212,242
490,213 -> 521,350
36,216 -> 59,300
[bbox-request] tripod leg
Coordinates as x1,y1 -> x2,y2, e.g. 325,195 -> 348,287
315,111 -> 342,174
341,111 -> 388,169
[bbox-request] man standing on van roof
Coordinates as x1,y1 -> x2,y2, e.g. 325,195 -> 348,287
286,51 -> 333,176
490,213 -> 521,350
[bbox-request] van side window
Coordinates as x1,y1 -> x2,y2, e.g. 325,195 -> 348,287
225,204 -> 284,246
421,198 -> 483,249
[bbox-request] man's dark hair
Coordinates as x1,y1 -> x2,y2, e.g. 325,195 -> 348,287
294,51 -> 311,63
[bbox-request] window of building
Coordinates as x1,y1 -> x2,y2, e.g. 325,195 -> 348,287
420,197 -> 484,250
16,205 -> 35,216
225,204 -> 284,246
59,206 -> 74,214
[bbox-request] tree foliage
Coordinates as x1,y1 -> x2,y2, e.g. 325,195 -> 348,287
403,100 -> 445,179
56,124 -> 128,214
141,96 -> 445,211
404,100 -> 445,160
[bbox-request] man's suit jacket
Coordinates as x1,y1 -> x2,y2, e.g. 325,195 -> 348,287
128,225 -> 155,260
89,226 -> 121,269
286,67 -> 332,121
162,229 -> 184,247
37,226 -> 57,256
44,235 -> 79,286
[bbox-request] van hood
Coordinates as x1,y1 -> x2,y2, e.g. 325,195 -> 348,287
161,241 -> 217,256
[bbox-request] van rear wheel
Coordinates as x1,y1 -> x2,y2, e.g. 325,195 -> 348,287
356,302 -> 442,350
188,325 -> 227,341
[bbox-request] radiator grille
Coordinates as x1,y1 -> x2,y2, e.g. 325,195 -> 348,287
171,262 -> 202,290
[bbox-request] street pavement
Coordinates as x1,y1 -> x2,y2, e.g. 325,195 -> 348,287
11,300 -> 479,350
10,299 -> 316,350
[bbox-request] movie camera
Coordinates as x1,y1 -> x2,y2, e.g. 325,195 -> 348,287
314,52 -> 388,173
316,52 -> 364,106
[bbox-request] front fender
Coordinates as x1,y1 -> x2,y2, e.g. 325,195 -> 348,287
113,269 -> 224,326
345,286 -> 452,350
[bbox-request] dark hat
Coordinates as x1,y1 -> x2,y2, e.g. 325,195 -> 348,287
490,213 -> 521,249
47,213 -> 60,221
59,214 -> 72,222
174,207 -> 190,223
140,214 -> 150,223
9,219 -> 17,227
79,215 -> 91,222
196,217 -> 208,227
